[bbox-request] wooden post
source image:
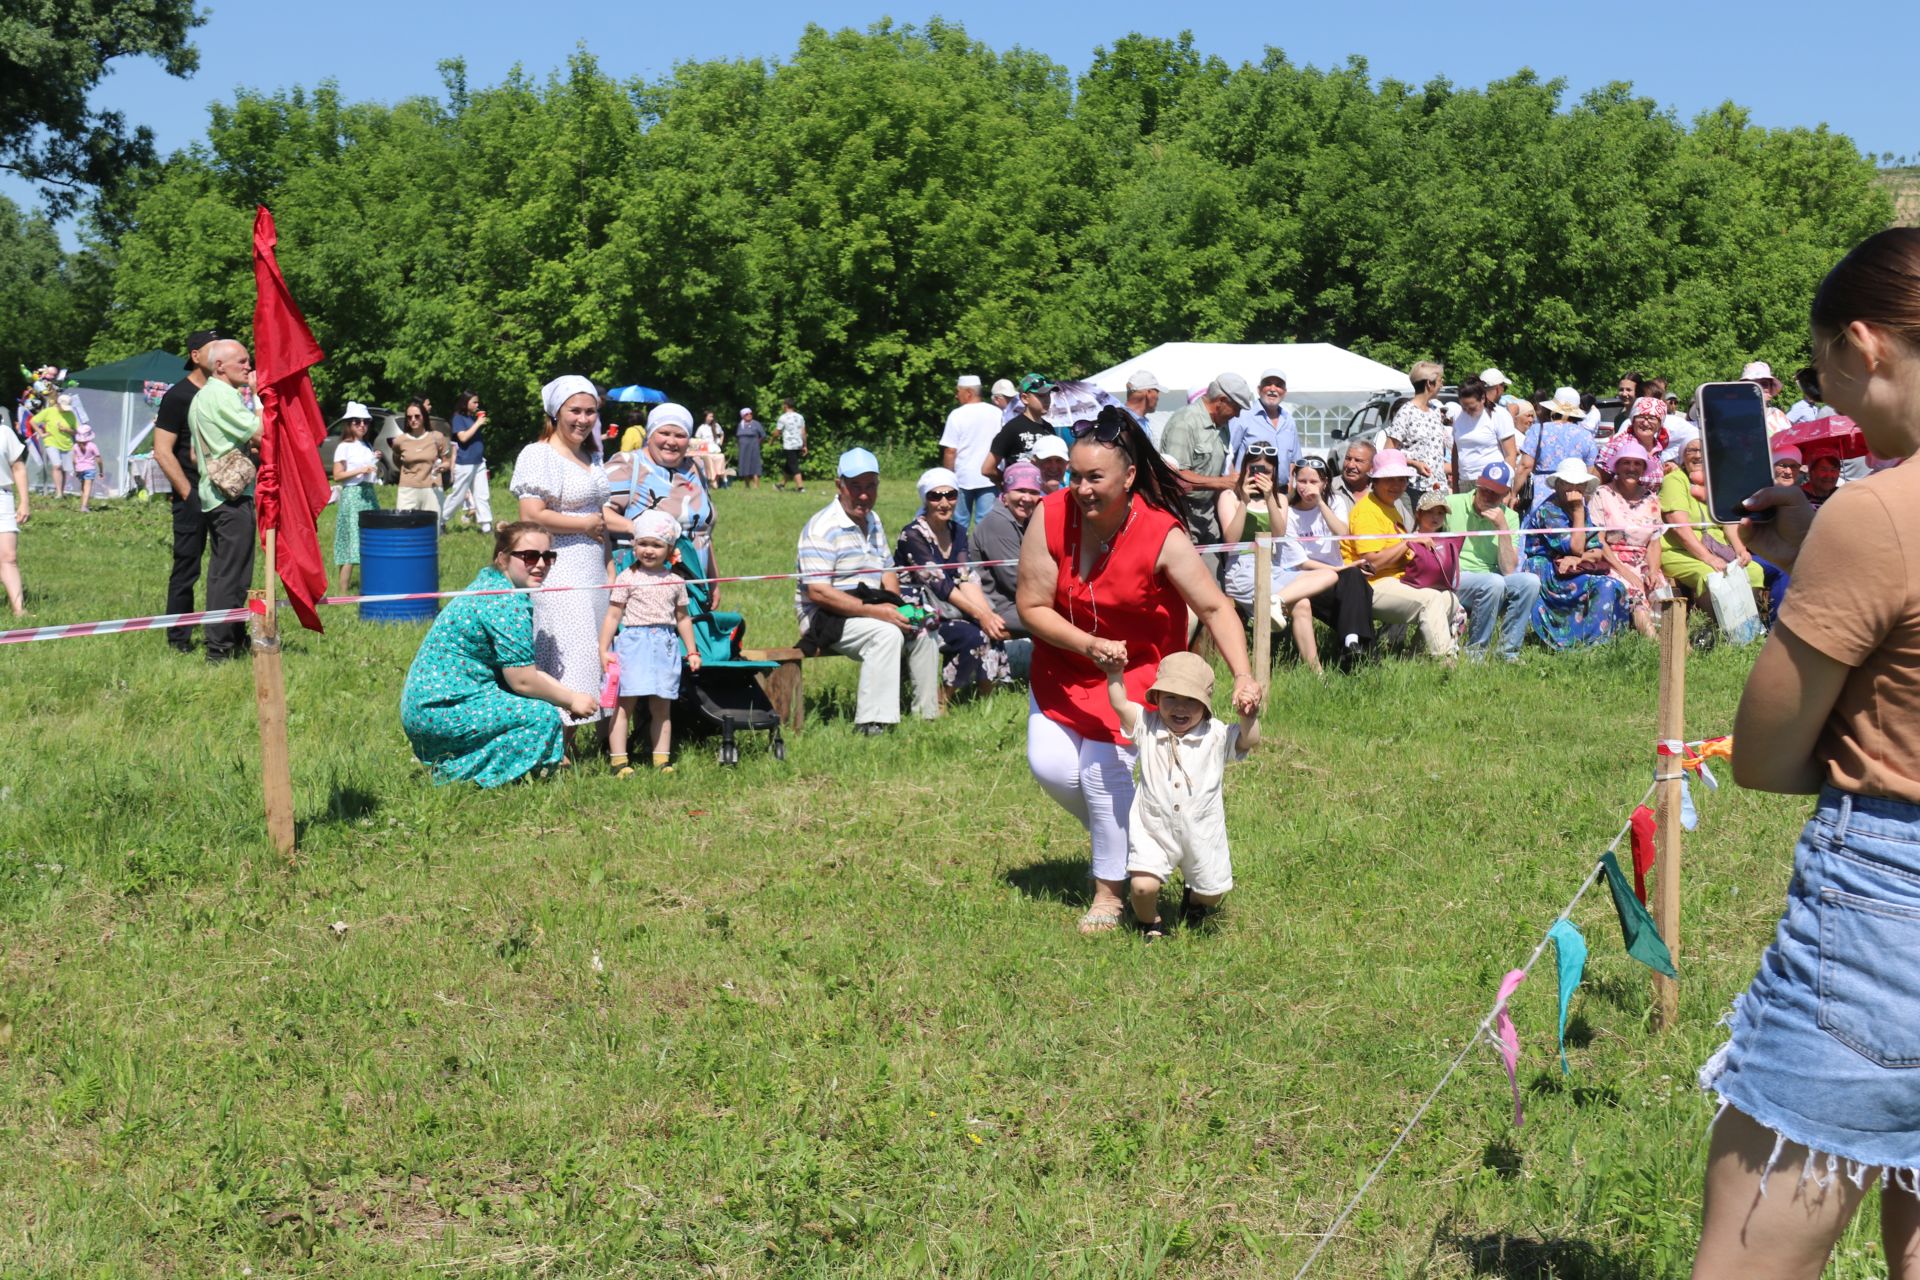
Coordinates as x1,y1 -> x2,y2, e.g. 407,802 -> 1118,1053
252,528 -> 297,861
1251,531 -> 1273,679
1651,597 -> 1687,1030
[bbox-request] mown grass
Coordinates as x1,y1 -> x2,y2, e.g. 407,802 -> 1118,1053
0,478 -> 1887,1277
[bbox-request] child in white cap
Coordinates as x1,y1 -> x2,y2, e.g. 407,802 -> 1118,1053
1100,650 -> 1260,939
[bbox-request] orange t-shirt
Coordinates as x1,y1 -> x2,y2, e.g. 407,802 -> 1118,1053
1776,463 -> 1920,802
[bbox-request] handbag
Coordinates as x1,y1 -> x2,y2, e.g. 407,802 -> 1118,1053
206,448 -> 257,499
1704,563 -> 1762,645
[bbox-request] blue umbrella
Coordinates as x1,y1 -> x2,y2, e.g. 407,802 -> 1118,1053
606,384 -> 667,404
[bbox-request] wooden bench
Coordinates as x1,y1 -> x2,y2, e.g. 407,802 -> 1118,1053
741,645 -> 815,734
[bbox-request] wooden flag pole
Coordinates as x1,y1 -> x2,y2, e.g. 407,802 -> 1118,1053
1251,531 -> 1274,681
1651,596 -> 1688,1030
252,527 -> 297,861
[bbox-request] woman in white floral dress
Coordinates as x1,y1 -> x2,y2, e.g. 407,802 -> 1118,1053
510,375 -> 626,756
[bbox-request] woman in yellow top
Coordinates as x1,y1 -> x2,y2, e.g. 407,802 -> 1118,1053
1658,437 -> 1767,622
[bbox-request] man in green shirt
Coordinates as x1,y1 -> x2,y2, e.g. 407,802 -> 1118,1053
1158,373 -> 1253,566
1444,460 -> 1539,661
185,339 -> 261,662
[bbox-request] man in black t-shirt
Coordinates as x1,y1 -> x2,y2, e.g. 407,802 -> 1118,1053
151,329 -> 220,652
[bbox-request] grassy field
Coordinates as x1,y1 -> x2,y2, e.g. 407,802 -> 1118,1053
0,476 -> 1887,1278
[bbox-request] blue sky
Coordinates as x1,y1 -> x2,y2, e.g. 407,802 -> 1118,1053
15,0 -> 1917,236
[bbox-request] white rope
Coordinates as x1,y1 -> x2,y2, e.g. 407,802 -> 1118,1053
1288,779 -> 1657,1278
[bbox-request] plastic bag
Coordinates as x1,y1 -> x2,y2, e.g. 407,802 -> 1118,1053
1706,563 -> 1762,645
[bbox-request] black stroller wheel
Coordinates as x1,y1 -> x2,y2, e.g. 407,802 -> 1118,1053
771,732 -> 786,762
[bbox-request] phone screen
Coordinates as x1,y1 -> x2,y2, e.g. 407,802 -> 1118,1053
1698,382 -> 1776,525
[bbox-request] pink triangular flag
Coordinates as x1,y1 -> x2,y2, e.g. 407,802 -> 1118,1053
1493,968 -> 1527,1126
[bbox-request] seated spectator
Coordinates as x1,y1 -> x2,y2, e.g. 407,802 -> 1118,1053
1517,388 -> 1599,513
1588,440 -> 1667,638
895,466 -> 1013,704
1217,441 -> 1340,673
1341,448 -> 1457,659
795,449 -> 940,734
1598,397 -> 1671,486
1658,438 -> 1768,616
1801,446 -> 1844,508
1328,439 -> 1410,525
400,524 -> 598,787
1444,460 -> 1539,661
1400,491 -> 1466,635
1289,456 -> 1376,669
1030,434 -> 1070,492
1772,444 -> 1804,488
972,462 -> 1041,637
1521,459 -> 1633,649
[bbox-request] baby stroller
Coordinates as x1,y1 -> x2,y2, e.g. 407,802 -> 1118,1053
669,534 -> 787,766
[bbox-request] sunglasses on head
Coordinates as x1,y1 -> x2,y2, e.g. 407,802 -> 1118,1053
507,549 -> 559,567
1071,417 -> 1123,443
925,489 -> 959,503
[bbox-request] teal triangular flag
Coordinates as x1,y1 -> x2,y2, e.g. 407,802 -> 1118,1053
1548,918 -> 1587,1074
1599,851 -> 1677,978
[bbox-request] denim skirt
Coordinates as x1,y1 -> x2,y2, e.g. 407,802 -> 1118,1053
1700,787 -> 1920,1183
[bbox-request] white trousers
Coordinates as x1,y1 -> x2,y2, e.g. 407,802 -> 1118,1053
828,616 -> 939,725
395,487 -> 441,515
442,461 -> 492,529
1027,699 -> 1139,883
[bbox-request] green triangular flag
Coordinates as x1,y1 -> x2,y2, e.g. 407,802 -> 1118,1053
1599,851 -> 1677,978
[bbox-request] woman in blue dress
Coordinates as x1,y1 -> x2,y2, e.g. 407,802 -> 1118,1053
401,523 -> 600,787
1521,458 -> 1632,649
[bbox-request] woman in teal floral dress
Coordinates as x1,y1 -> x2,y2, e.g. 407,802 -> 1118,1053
1521,459 -> 1632,650
401,524 -> 600,787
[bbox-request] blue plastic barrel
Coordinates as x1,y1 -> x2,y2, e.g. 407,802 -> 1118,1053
358,510 -> 440,623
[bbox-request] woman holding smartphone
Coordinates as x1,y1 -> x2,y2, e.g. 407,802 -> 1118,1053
1692,227 -> 1920,1277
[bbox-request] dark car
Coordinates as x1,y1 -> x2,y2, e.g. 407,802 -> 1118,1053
319,407 -> 452,484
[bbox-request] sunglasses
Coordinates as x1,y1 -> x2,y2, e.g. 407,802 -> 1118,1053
924,489 -> 959,503
507,549 -> 559,567
1071,417 -> 1124,443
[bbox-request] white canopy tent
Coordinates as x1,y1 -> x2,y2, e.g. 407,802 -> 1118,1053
1084,342 -> 1413,453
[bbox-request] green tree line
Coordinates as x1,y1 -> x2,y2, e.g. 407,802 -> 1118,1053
68,20 -> 1890,450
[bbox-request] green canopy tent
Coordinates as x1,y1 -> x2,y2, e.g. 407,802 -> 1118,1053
71,350 -> 184,496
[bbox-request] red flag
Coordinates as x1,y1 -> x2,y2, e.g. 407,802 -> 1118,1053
1629,805 -> 1657,904
251,206 -> 333,632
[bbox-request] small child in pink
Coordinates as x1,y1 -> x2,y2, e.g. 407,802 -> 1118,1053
597,510 -> 699,776
69,426 -> 101,512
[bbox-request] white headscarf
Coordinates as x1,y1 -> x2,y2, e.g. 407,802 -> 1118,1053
631,509 -> 681,546
916,466 -> 959,510
541,374 -> 598,420
646,402 -> 694,439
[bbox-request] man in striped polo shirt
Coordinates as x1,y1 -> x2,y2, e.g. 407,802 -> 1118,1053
794,448 -> 940,734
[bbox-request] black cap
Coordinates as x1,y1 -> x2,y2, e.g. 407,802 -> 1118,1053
184,329 -> 223,370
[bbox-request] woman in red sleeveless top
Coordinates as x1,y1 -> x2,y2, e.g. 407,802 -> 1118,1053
1016,408 -> 1261,933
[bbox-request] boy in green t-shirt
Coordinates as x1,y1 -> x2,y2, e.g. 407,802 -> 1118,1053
1443,460 -> 1539,660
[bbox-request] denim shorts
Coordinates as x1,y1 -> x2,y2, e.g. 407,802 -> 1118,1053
1700,787 -> 1920,1185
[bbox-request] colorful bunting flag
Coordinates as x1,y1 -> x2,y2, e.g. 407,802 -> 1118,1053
1680,777 -> 1698,832
1599,851 -> 1677,978
1547,919 -> 1587,1074
1628,805 -> 1656,904
1493,968 -> 1527,1126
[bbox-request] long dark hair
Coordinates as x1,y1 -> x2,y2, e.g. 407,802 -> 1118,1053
1071,406 -> 1188,519
403,397 -> 432,432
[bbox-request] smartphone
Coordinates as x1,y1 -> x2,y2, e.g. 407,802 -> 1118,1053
1697,381 -> 1776,525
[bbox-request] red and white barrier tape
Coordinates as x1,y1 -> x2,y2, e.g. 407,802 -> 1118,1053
0,519 -> 1740,647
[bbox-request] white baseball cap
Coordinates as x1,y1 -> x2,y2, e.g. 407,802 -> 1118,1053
1126,369 -> 1162,392
1030,434 -> 1069,461
990,378 -> 1017,399
1258,367 -> 1287,387
1479,367 -> 1510,386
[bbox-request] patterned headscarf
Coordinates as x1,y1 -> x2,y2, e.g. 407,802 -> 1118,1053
631,509 -> 681,546
1631,396 -> 1666,421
